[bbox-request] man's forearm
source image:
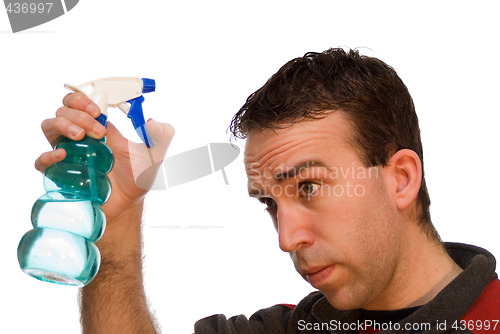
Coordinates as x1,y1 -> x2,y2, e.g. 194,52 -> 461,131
80,202 -> 158,333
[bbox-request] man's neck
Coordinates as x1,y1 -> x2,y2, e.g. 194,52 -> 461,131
364,222 -> 463,310
403,241 -> 463,307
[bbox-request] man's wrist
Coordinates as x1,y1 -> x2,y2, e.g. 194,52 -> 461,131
102,200 -> 145,238
88,200 -> 146,286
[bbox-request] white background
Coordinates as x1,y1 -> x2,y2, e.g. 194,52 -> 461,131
1,1 -> 499,333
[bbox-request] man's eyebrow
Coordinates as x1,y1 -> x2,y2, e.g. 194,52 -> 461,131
274,160 -> 327,181
247,160 -> 328,197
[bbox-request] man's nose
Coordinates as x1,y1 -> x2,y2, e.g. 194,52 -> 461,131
276,204 -> 314,253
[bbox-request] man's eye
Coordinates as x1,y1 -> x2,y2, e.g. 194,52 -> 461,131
258,197 -> 277,211
299,182 -> 321,198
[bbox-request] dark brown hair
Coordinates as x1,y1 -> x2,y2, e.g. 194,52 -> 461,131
230,48 -> 438,240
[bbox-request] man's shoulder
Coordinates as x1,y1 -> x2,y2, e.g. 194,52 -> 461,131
250,290 -> 324,320
194,292 -> 323,334
463,278 -> 500,319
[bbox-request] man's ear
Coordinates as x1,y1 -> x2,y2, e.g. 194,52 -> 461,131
386,149 -> 422,210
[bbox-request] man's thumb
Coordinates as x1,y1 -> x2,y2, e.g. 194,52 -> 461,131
146,119 -> 175,145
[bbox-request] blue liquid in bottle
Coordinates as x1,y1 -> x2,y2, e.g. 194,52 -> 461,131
17,136 -> 114,287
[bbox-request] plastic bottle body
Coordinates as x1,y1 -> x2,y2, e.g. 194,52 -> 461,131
18,136 -> 113,287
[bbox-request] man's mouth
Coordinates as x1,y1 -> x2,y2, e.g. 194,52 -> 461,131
303,265 -> 335,287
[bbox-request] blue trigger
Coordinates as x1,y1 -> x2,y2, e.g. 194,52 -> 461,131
127,96 -> 153,148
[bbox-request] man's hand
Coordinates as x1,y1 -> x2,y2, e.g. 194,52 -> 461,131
35,92 -> 174,226
35,92 -> 174,333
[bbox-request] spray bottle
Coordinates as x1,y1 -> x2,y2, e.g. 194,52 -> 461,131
17,77 -> 156,287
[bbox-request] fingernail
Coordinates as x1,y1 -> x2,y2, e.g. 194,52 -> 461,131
87,104 -> 100,117
93,122 -> 106,137
147,119 -> 161,136
69,125 -> 83,138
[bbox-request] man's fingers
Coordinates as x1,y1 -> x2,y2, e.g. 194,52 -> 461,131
146,119 -> 175,145
62,92 -> 100,118
41,117 -> 84,147
36,92 -> 104,174
146,119 -> 175,162
41,107 -> 107,146
127,120 -> 175,191
34,149 -> 66,173
55,107 -> 107,139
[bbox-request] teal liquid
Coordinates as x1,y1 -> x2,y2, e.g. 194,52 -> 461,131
31,192 -> 106,242
43,162 -> 111,204
18,136 -> 113,286
17,229 -> 100,287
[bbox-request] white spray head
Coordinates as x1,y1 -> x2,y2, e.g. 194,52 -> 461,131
65,77 -> 156,147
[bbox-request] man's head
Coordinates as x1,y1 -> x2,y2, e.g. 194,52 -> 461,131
230,48 -> 437,238
231,48 -> 443,309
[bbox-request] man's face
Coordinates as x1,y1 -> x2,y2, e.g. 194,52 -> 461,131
244,112 -> 405,310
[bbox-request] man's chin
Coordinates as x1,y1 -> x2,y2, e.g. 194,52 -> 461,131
319,286 -> 370,311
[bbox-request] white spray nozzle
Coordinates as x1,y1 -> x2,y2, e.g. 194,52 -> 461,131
64,77 -> 156,147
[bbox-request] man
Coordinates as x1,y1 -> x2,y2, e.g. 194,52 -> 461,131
36,48 -> 500,333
